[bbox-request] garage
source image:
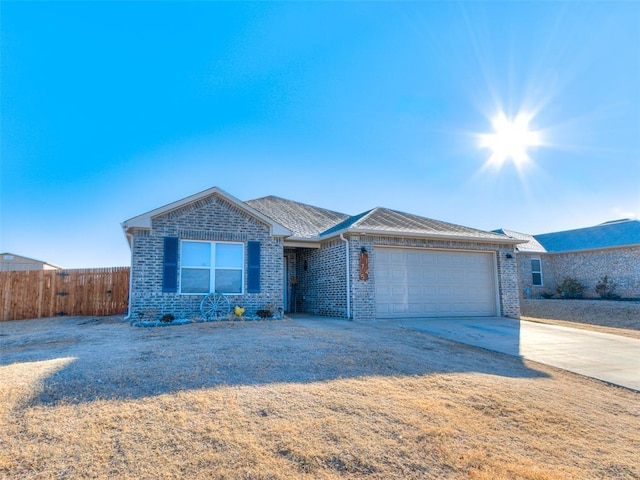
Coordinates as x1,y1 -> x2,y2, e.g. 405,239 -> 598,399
374,247 -> 498,318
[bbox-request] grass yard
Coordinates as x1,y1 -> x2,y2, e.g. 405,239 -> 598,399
1,316 -> 638,479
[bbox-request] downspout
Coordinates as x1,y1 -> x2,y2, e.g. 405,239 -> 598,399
124,232 -> 134,321
339,233 -> 351,319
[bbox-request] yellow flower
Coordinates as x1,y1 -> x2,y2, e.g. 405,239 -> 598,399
234,306 -> 246,317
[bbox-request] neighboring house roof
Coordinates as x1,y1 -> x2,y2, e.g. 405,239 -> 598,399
246,196 -> 350,238
492,229 -> 547,253
122,187 -> 293,243
0,253 -> 61,270
323,207 -> 517,243
534,219 -> 640,253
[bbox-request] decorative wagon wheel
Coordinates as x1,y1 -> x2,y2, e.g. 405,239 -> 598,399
200,293 -> 231,320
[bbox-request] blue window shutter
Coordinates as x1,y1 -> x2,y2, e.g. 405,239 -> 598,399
247,241 -> 261,293
163,237 -> 179,293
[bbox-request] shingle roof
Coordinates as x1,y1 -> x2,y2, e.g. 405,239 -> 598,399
492,229 -> 547,253
319,209 -> 374,236
247,198 -> 515,243
246,196 -> 350,238
534,219 -> 640,252
323,207 -> 513,241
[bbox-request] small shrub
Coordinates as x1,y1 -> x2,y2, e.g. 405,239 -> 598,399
159,313 -> 175,323
138,308 -> 159,321
595,276 -> 620,299
556,277 -> 585,299
540,291 -> 555,299
257,302 -> 275,319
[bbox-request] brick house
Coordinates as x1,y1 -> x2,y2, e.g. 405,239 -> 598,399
122,187 -> 522,321
495,219 -> 640,299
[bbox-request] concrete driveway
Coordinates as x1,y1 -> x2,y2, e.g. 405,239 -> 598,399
390,317 -> 640,391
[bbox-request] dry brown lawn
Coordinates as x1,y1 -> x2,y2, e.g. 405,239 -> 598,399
1,316 -> 638,479
521,299 -> 640,339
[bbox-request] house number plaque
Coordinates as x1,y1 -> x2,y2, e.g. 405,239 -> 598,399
359,251 -> 369,281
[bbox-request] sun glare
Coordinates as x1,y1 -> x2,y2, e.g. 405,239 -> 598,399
480,112 -> 540,168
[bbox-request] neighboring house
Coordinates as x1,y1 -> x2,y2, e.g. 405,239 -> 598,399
122,187 -> 522,321
495,219 -> 640,299
0,253 -> 61,271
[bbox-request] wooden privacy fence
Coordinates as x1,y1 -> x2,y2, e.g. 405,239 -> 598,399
0,267 -> 129,322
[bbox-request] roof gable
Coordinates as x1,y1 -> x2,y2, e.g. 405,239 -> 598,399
493,229 -> 547,253
122,187 -> 292,237
323,207 -> 519,243
320,209 -> 374,236
534,219 -> 640,252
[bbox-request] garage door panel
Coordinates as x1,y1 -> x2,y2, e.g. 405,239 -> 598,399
422,286 -> 438,297
375,247 -> 497,318
375,285 -> 391,296
389,252 -> 405,263
391,285 -> 405,295
407,284 -> 422,295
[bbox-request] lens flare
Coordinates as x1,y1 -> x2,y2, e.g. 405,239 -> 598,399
480,112 -> 541,168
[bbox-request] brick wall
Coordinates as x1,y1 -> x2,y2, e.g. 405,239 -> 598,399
294,239 -> 348,317
349,236 -> 376,319
518,247 -> 640,299
129,194 -> 284,320
517,253 -> 548,298
289,234 -> 520,320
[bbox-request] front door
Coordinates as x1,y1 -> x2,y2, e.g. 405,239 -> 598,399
283,255 -> 288,313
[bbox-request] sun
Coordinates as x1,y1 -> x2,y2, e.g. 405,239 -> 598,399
480,112 -> 541,168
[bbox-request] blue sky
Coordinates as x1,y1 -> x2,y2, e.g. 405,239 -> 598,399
1,1 -> 639,268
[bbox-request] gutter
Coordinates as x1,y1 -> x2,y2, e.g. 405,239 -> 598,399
339,233 -> 351,319
323,228 -> 524,245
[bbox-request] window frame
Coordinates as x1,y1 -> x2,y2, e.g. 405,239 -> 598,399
179,240 -> 245,295
530,257 -> 543,287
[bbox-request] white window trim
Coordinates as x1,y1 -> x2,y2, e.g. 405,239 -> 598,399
179,240 -> 245,295
531,257 -> 543,287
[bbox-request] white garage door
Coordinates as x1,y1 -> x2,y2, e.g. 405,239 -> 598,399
375,247 -> 498,318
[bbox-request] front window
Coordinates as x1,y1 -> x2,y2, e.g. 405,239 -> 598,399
531,258 -> 543,286
180,241 -> 244,294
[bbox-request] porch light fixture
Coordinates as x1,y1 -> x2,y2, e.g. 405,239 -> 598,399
505,252 -> 514,259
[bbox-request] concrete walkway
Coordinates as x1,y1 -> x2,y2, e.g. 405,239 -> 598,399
391,317 -> 640,391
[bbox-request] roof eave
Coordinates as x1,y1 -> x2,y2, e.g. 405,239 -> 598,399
543,243 -> 640,254
321,227 -> 524,245
283,238 -> 322,249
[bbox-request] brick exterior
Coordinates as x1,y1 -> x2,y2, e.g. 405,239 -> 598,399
289,239 -> 348,317
129,194 -> 284,321
128,192 -> 521,321
285,234 -> 520,320
518,246 -> 640,299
